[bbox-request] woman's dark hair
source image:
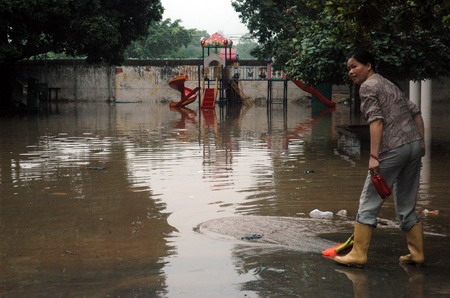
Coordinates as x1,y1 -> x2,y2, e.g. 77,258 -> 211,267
351,50 -> 377,72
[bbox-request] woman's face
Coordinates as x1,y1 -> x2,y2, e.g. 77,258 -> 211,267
347,58 -> 373,85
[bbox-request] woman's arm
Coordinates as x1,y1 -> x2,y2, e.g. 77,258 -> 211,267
369,120 -> 383,175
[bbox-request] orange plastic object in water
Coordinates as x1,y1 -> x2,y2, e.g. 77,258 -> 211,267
322,243 -> 343,257
322,235 -> 354,257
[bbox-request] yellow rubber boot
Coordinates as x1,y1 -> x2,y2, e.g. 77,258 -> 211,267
335,223 -> 373,268
399,222 -> 424,265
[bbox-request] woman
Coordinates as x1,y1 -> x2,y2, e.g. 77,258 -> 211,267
334,51 -> 426,268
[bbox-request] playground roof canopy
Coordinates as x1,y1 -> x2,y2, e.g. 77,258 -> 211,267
201,33 -> 233,48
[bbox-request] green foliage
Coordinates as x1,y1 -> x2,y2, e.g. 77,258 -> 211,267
233,0 -> 450,84
285,13 -> 348,85
125,19 -> 194,59
232,0 -> 296,65
125,24 -> 257,59
232,0 -> 323,68
369,28 -> 450,81
326,0 -> 450,80
178,29 -> 209,59
235,33 -> 257,59
323,0 -> 450,80
0,0 -> 164,65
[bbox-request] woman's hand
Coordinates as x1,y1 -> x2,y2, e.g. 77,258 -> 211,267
369,156 -> 380,176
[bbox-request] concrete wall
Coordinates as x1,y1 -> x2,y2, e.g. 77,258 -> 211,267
15,59 -> 309,103
14,59 -> 450,103
15,61 -> 114,101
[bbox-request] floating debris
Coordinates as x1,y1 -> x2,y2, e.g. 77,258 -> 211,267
336,210 -> 348,217
309,209 -> 333,219
423,209 -> 439,216
90,149 -> 104,153
240,234 -> 263,241
51,192 -> 68,196
88,166 -> 106,170
376,218 -> 398,226
303,170 -> 315,174
377,218 -> 389,225
64,250 -> 77,255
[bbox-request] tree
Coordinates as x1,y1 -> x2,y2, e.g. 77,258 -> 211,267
284,9 -> 348,85
179,29 -> 209,59
232,0 -> 321,69
232,0 -> 450,85
125,19 -> 194,59
0,0 -> 163,111
321,0 -> 450,81
234,33 -> 258,59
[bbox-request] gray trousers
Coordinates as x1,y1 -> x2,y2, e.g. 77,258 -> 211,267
356,140 -> 422,231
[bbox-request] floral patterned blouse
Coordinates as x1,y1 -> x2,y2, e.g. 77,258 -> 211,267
360,74 -> 423,154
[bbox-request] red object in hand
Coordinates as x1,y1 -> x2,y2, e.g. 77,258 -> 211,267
372,175 -> 392,199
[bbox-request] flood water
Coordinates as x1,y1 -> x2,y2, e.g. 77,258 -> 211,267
1,100 -> 449,297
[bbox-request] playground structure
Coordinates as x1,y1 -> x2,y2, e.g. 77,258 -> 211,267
168,32 -> 335,109
168,74 -> 199,108
201,33 -> 247,109
292,80 -> 335,107
200,63 -> 220,109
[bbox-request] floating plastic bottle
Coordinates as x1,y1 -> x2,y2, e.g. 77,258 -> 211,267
309,209 -> 333,219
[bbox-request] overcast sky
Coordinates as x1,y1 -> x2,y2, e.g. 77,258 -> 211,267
160,0 -> 249,39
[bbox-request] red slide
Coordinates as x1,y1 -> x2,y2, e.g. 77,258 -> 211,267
200,88 -> 216,109
168,74 -> 199,108
292,80 -> 336,107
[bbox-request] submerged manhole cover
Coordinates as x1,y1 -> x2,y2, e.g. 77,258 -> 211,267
196,215 -> 355,253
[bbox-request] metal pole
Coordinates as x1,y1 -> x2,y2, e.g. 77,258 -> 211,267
198,64 -> 201,110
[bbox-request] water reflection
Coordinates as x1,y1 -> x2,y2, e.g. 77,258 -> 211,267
229,233 -> 450,297
0,105 -> 175,296
336,125 -> 369,158
0,100 -> 449,296
335,268 -> 371,298
335,263 -> 436,298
